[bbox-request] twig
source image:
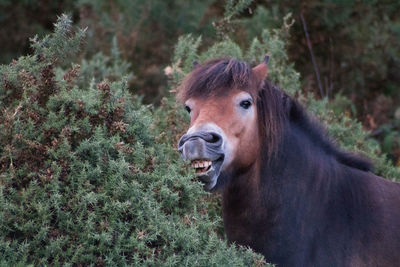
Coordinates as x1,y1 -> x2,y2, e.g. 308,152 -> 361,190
300,12 -> 324,98
324,76 -> 329,99
328,37 -> 334,98
368,125 -> 395,138
12,104 -> 22,118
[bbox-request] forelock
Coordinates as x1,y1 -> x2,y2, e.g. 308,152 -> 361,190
177,58 -> 256,102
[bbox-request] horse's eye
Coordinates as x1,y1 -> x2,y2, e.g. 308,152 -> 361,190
185,105 -> 191,113
240,100 -> 252,109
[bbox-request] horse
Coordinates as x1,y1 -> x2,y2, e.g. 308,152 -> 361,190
176,56 -> 400,266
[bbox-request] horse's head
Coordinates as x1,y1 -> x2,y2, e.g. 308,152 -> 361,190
177,56 -> 277,191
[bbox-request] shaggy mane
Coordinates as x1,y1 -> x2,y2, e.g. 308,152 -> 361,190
178,58 -> 372,172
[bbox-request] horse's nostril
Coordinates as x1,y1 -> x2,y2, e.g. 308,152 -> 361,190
208,132 -> 222,144
177,131 -> 223,152
178,134 -> 189,149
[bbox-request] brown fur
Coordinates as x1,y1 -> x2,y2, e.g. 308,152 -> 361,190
178,58 -> 285,161
186,90 -> 260,179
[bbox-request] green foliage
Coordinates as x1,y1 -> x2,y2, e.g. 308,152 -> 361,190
30,14 -> 86,65
74,37 -> 132,89
239,1 -> 400,97
373,113 -> 400,165
224,0 -> 253,19
77,0 -> 217,102
238,2 -> 400,161
172,13 -> 299,95
0,15 -> 266,266
168,8 -> 400,182
3,2 -> 399,164
0,0 -> 78,64
305,96 -> 400,181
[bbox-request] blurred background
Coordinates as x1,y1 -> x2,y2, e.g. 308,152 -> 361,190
2,0 -> 399,164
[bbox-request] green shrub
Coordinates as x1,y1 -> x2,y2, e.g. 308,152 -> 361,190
77,0 -> 218,103
0,0 -> 78,64
237,1 -> 400,162
167,6 -> 400,182
239,1 -> 400,99
0,15 -> 266,266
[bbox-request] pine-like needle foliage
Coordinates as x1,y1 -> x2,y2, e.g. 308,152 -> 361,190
0,15 -> 267,266
168,7 -> 400,181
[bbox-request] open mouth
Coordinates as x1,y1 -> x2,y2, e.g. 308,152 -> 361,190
189,156 -> 224,191
191,159 -> 212,175
178,131 -> 225,191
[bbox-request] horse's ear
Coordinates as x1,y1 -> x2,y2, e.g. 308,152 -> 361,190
252,54 -> 269,82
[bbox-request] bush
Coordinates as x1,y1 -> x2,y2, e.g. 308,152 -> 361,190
239,1 -> 400,99
236,1 -> 400,163
167,5 -> 400,182
0,15 -> 266,266
0,0 -> 78,64
77,0 -> 218,103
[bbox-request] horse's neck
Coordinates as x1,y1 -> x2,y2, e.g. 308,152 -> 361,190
221,127 -> 344,251
221,164 -> 264,246
257,125 -> 341,215
221,124 -> 386,265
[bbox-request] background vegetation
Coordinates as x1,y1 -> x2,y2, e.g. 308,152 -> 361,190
2,0 -> 400,161
0,0 -> 399,265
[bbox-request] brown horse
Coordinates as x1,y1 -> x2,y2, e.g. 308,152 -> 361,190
177,56 -> 400,266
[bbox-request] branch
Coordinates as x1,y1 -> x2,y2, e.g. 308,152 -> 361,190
300,12 -> 324,98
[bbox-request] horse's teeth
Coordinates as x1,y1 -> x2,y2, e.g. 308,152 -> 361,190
191,160 -> 212,170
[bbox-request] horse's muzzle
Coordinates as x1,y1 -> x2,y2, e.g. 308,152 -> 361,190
178,131 -> 225,191
178,131 -> 223,161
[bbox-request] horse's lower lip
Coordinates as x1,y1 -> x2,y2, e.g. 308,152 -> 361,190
187,154 -> 224,191
192,156 -> 224,188
197,167 -> 216,185
195,164 -> 212,176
